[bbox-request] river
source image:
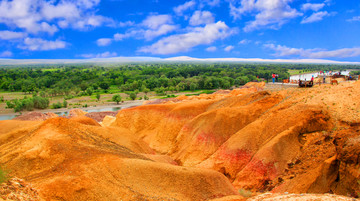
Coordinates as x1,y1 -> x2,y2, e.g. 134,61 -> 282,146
0,100 -> 143,121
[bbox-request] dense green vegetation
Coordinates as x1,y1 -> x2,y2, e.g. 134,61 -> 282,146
350,70 -> 360,76
5,96 -> 50,112
0,63 -> 359,112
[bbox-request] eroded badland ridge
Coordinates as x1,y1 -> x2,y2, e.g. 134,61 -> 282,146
1,81 -> 360,200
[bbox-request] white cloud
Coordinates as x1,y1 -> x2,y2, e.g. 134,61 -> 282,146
38,22 -> 59,35
41,2 -> 80,20
301,3 -> 325,12
174,1 -> 196,16
72,15 -> 115,30
0,0 -> 113,35
265,43 -> 360,58
190,11 -> 215,26
301,11 -> 331,24
76,0 -> 101,9
138,14 -> 178,40
110,14 -> 177,42
119,21 -> 135,27
347,16 -> 360,22
0,31 -> 27,40
239,39 -> 251,44
114,33 -> 130,41
206,46 -> 217,52
224,45 -> 234,52
143,24 -> 178,41
229,0 -> 302,32
96,38 -> 112,46
202,0 -> 221,7
81,51 -> 117,58
142,15 -> 173,29
139,21 -> 231,54
0,51 -> 13,57
19,37 -> 67,51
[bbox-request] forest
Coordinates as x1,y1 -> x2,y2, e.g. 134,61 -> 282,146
0,62 -> 359,112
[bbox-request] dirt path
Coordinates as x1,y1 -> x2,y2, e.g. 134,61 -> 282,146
265,83 -> 298,91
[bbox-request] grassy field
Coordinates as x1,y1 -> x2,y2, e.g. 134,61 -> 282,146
288,70 -> 319,76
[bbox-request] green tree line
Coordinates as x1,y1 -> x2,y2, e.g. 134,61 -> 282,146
0,63 -> 358,97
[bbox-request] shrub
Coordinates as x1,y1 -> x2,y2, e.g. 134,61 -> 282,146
5,101 -> 14,109
0,166 -> 8,184
33,96 -> 49,109
64,95 -> 74,100
154,87 -> 166,95
112,94 -> 122,104
129,92 -> 137,100
86,87 -> 93,96
63,99 -> 68,108
51,102 -> 62,109
22,98 -> 34,111
39,91 -> 46,98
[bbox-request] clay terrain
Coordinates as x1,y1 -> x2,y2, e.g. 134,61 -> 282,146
1,81 -> 360,200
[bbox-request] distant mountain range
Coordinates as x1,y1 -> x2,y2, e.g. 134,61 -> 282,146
1,56 -> 359,65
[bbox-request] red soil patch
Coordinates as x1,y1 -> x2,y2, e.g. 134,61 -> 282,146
13,112 -> 57,121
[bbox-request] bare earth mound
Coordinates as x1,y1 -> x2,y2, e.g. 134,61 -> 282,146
0,117 -> 237,200
1,82 -> 360,200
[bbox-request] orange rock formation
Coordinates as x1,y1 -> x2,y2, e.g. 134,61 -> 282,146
1,81 -> 360,200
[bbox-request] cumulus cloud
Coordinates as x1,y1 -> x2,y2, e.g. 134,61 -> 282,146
201,0 -> 221,7
143,24 -> 178,41
0,31 -> 27,40
265,43 -> 360,58
301,11 -> 332,24
0,51 -> 13,57
229,0 -> 302,32
139,21 -> 231,54
301,3 -> 325,12
81,51 -> 117,58
174,1 -> 196,16
190,11 -> 215,26
224,45 -> 234,52
140,15 -> 177,40
206,46 -> 217,52
114,33 -> 132,41
100,14 -> 178,45
142,15 -> 173,29
239,39 -> 251,44
96,38 -> 112,46
18,37 -> 67,51
347,16 -> 360,22
119,21 -> 135,27
41,2 -> 80,20
0,0 -> 113,35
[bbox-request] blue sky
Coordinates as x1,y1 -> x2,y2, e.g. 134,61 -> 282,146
0,0 -> 360,61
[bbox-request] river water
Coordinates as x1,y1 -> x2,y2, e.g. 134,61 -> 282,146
0,106 -> 122,121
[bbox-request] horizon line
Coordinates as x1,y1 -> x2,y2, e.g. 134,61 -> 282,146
0,56 -> 360,65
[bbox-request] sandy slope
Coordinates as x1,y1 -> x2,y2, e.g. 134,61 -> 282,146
1,81 -> 360,200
